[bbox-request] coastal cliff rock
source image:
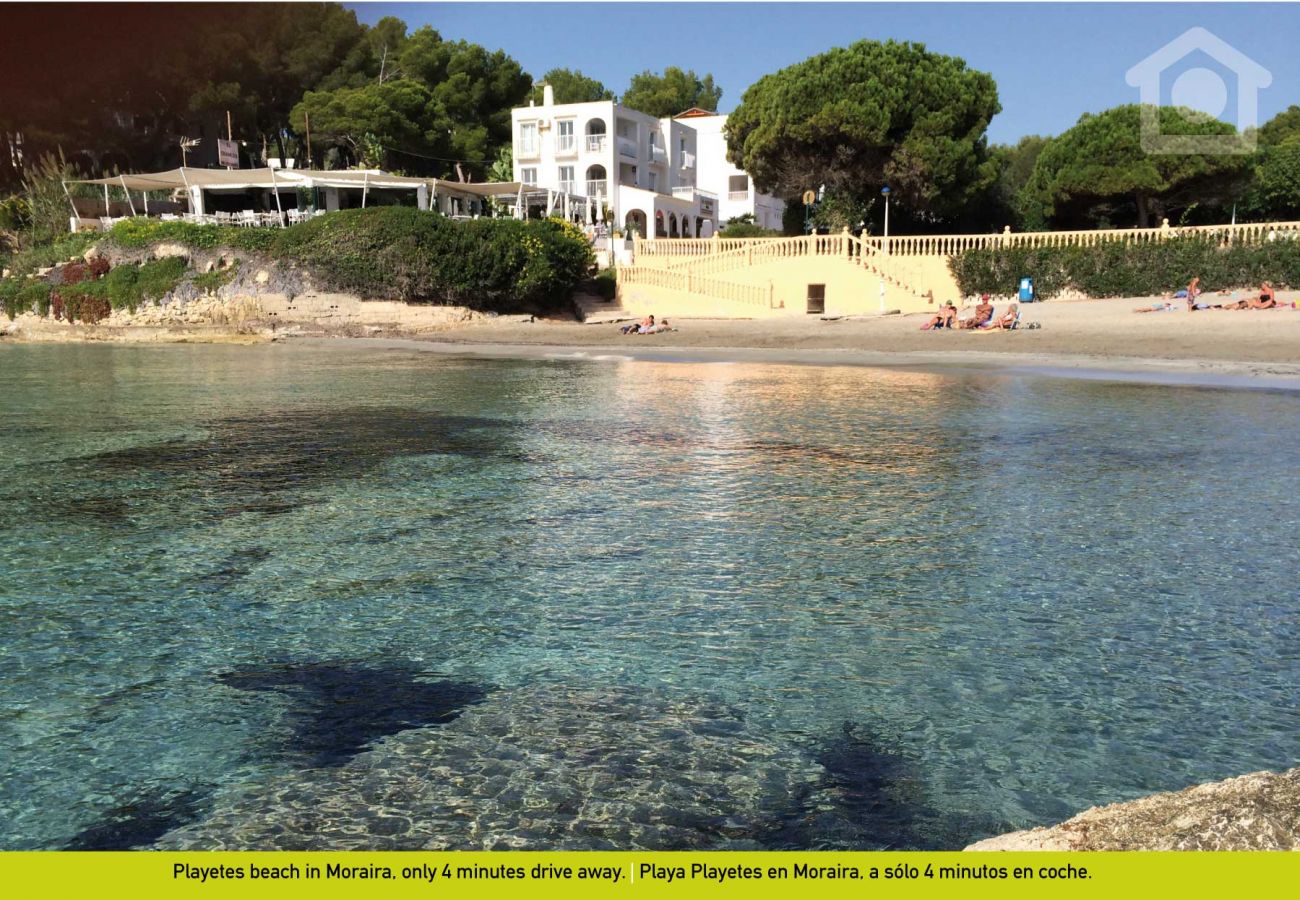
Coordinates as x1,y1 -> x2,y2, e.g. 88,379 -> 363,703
965,767 -> 1300,851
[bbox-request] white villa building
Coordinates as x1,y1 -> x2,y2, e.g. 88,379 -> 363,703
511,85 -> 784,239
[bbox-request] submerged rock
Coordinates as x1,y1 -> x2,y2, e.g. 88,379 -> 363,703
153,684 -> 824,851
965,767 -> 1300,851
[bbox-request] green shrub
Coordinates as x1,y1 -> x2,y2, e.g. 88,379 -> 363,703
719,222 -> 781,238
100,257 -> 187,311
274,208 -> 592,310
0,278 -> 21,319
97,208 -> 594,313
594,266 -> 617,300
949,236 -> 1300,298
5,232 -> 97,277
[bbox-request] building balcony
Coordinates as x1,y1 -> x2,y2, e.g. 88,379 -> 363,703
517,143 -> 541,161
586,135 -> 607,153
680,152 -> 695,170
617,137 -> 637,158
649,145 -> 667,165
727,191 -> 749,201
555,137 -> 578,157
585,180 -> 607,198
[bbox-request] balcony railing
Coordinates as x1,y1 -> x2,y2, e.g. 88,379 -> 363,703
617,137 -> 637,158
728,190 -> 749,200
555,135 -> 577,156
585,180 -> 606,198
517,142 -> 540,160
558,181 -> 574,193
586,134 -> 607,153
649,145 -> 667,165
680,152 -> 695,170
671,185 -> 696,198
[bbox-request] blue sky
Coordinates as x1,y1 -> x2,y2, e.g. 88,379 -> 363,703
346,2 -> 1300,144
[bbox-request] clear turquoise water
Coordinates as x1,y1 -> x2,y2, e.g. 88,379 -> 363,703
0,342 -> 1296,850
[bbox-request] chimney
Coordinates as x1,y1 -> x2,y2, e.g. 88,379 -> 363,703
543,83 -> 554,107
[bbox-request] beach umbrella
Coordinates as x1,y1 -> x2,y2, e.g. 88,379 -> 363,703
563,191 -> 571,222
546,190 -> 554,217
515,183 -> 524,219
587,194 -> 596,226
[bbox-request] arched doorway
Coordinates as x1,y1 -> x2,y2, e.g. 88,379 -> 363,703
695,217 -> 705,238
668,213 -> 679,238
654,210 -> 666,238
624,209 -> 647,238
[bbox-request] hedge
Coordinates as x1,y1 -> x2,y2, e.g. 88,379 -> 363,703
949,236 -> 1300,298
101,208 -> 594,310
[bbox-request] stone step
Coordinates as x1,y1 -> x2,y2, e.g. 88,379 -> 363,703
572,292 -> 629,323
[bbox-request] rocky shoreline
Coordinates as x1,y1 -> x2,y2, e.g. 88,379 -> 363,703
966,767 -> 1300,851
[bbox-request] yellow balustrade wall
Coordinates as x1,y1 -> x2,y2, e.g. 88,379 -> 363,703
618,258 -> 935,319
620,220 -> 1300,317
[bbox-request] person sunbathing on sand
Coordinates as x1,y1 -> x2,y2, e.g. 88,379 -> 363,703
920,302 -> 958,330
1221,282 -> 1277,310
983,303 -> 1019,330
959,294 -> 994,329
639,318 -> 674,334
621,315 -> 654,335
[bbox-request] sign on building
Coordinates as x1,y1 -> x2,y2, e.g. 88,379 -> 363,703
217,140 -> 239,168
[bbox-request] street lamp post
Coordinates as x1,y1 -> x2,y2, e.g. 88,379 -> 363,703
878,185 -> 891,313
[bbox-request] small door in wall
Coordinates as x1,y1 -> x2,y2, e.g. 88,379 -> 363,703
806,284 -> 826,314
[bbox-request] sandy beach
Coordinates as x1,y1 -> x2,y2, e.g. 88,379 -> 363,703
352,293 -> 1300,385
9,293 -> 1299,386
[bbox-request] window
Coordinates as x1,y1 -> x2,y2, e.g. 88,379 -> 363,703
520,167 -> 537,185
679,137 -> 687,155
556,119 -> 575,153
519,122 -> 538,155
558,166 -> 574,191
728,174 -> 749,199
648,171 -> 657,192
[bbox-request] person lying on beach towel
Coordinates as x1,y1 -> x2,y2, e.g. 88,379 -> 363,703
1135,302 -> 1178,313
621,315 -> 654,334
958,294 -> 994,329
1220,282 -> 1277,310
638,318 -> 674,334
920,302 -> 958,330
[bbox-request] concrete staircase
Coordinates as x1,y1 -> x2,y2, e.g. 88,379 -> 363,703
572,292 -> 631,323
